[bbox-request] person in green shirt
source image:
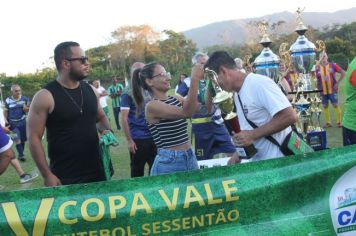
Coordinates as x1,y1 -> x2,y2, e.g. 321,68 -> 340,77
108,76 -> 124,130
342,56 -> 356,145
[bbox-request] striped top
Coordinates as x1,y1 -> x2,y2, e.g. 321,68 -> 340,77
148,96 -> 189,148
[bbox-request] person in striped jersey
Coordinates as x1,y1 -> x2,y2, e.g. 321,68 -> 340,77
132,62 -> 201,176
314,51 -> 345,128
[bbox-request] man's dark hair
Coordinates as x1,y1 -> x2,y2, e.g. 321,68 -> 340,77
54,41 -> 80,71
205,51 -> 237,73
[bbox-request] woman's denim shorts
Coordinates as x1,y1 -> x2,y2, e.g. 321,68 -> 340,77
150,147 -> 198,176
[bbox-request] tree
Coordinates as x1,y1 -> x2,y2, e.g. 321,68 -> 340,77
110,25 -> 161,78
157,30 -> 197,85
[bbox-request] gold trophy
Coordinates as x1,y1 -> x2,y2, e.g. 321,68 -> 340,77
311,94 -> 323,131
204,68 -> 236,120
294,93 -> 311,138
205,68 -> 257,158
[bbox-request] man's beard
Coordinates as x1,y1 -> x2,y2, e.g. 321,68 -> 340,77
69,68 -> 87,81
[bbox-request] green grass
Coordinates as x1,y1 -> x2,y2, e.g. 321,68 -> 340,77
0,82 -> 347,192
0,108 -> 132,192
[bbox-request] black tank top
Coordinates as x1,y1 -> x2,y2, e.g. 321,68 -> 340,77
44,80 -> 103,180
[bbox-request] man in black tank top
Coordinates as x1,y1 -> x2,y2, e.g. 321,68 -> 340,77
27,41 -> 112,186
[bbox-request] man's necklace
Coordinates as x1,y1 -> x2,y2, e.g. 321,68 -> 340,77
60,83 -> 83,115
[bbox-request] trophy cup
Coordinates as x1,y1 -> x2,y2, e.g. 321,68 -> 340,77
311,94 -> 323,131
294,94 -> 311,138
254,20 -> 280,83
289,8 -> 316,91
288,7 -> 327,150
205,68 -> 257,158
204,68 -> 236,120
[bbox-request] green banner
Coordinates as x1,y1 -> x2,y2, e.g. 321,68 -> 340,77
1,146 -> 356,236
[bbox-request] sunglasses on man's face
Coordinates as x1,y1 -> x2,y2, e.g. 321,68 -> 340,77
65,56 -> 89,64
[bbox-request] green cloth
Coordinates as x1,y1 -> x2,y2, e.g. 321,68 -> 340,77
102,106 -> 110,120
99,131 -> 119,180
342,56 -> 356,131
206,78 -> 216,97
108,83 -> 124,108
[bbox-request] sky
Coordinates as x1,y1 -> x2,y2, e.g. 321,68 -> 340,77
0,0 -> 354,76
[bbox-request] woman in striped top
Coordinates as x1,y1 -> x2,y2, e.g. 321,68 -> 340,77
132,62 -> 202,176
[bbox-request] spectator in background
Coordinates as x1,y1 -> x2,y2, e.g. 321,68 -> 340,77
342,56 -> 356,145
175,73 -> 188,93
177,52 -> 237,161
314,51 -> 345,128
0,100 -> 38,183
278,63 -> 294,102
108,76 -> 124,130
121,62 -> 157,177
234,58 -> 246,73
0,127 -> 14,176
93,79 -> 110,119
4,84 -> 30,162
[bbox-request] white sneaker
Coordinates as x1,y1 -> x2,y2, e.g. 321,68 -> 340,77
20,173 -> 39,184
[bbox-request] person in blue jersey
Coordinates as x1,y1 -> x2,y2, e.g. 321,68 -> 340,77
0,125 -> 15,175
132,62 -> 201,176
27,41 -> 111,186
176,52 -> 237,161
121,62 -> 157,177
0,104 -> 38,183
4,84 -> 30,162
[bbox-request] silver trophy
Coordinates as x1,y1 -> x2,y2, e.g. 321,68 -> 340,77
294,94 -> 311,138
289,7 -> 316,91
254,20 -> 280,83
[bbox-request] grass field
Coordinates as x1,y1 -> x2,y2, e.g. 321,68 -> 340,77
0,83 -> 347,192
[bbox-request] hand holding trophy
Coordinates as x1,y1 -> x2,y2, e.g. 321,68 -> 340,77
204,67 -> 257,158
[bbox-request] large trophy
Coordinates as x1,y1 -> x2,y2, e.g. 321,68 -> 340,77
289,7 -> 315,91
253,20 -> 280,83
204,68 -> 236,120
287,8 -> 327,150
205,68 -> 257,158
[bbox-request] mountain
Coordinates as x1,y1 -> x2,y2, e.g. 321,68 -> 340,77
183,7 -> 356,49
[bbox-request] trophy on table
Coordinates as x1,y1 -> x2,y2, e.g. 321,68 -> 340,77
294,93 -> 311,139
310,95 -> 323,131
288,7 -> 327,150
205,68 -> 257,158
253,20 -> 280,83
289,7 -> 316,91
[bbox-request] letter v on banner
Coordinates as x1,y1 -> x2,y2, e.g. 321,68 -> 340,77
1,198 -> 54,236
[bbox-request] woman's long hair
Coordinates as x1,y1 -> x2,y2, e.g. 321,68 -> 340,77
131,62 -> 158,115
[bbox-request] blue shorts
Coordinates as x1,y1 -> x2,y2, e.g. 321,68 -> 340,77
150,148 -> 198,176
192,121 -> 236,160
322,93 -> 338,106
0,127 -> 13,153
9,119 -> 27,143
